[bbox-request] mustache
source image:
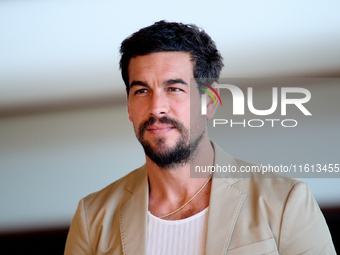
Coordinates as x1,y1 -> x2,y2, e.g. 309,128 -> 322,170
138,116 -> 185,137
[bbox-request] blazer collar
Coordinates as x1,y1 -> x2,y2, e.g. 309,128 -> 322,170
211,141 -> 243,184
119,165 -> 148,255
205,141 -> 247,254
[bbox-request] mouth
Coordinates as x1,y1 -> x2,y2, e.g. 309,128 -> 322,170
138,116 -> 184,139
146,124 -> 176,135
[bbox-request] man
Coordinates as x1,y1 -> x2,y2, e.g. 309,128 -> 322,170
65,21 -> 335,254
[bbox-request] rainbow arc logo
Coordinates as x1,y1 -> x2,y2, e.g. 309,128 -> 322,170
198,83 -> 222,106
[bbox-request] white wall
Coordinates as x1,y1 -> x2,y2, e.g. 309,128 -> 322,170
1,0 -> 340,108
0,104 -> 144,232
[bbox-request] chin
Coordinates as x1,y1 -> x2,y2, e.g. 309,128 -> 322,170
154,139 -> 177,151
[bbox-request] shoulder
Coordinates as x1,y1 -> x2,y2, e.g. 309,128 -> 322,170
211,142 -> 335,253
232,156 -> 304,203
65,165 -> 147,254
81,165 -> 147,216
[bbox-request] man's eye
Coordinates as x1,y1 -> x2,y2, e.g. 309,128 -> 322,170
168,87 -> 182,92
134,89 -> 148,95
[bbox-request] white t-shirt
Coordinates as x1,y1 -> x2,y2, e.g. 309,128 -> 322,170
147,207 -> 209,255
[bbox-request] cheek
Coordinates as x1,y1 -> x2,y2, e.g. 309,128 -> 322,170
172,101 -> 190,119
127,101 -> 142,123
189,102 -> 206,128
189,92 -> 203,115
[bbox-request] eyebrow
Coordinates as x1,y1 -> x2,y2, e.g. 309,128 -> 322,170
130,80 -> 149,88
163,79 -> 188,86
130,78 -> 188,89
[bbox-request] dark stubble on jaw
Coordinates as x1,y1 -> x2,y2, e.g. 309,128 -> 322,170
136,116 -> 203,169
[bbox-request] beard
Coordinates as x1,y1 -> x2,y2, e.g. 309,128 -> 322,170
136,116 -> 204,169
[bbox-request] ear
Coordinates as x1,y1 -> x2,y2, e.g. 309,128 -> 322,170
126,94 -> 133,123
205,82 -> 219,119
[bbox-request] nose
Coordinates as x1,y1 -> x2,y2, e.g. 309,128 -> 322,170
148,91 -> 169,117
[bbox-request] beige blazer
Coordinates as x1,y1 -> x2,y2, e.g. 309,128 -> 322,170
64,142 -> 336,254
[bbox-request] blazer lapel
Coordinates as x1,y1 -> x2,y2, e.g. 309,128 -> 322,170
205,178 -> 246,255
119,166 -> 149,255
205,142 -> 246,255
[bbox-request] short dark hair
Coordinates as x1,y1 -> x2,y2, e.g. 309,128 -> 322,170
119,20 -> 224,95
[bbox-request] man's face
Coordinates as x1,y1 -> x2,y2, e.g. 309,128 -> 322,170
127,52 -> 206,168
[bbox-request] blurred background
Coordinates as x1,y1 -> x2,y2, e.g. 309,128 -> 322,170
1,0 -> 339,253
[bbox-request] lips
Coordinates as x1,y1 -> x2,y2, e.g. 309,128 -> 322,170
146,124 -> 175,135
138,116 -> 184,139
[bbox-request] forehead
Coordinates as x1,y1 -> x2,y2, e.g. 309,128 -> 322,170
128,52 -> 194,84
